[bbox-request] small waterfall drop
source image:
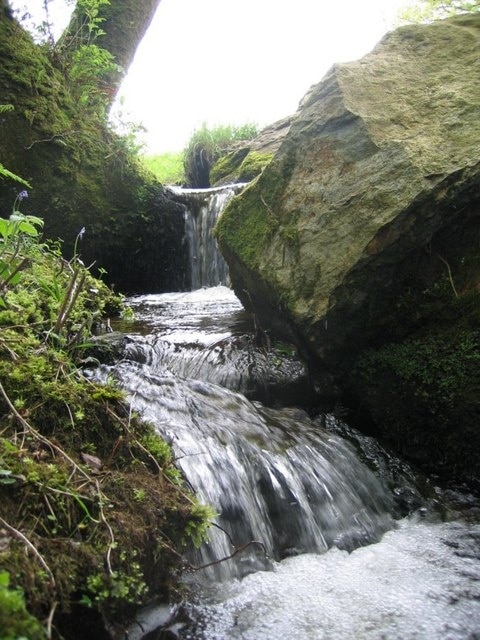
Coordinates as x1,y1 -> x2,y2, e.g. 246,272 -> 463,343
92,290 -> 419,582
89,288 -> 480,640
168,184 -> 246,289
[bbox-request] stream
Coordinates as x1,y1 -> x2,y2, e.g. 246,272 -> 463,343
91,287 -> 480,640
89,187 -> 480,639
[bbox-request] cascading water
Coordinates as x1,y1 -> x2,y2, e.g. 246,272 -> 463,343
168,184 -> 246,289
88,286 -> 480,640
87,186 -> 480,638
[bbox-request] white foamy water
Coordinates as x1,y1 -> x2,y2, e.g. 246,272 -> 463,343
184,518 -> 480,640
101,286 -> 480,640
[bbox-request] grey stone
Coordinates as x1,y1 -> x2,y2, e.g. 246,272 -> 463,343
216,14 -> 480,365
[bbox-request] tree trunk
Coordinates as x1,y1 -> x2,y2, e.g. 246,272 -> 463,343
60,0 -> 162,102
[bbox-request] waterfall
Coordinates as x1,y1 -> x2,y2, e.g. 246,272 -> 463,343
90,289 -> 421,582
168,184 -> 247,290
88,288 -> 480,640
94,360 -> 396,580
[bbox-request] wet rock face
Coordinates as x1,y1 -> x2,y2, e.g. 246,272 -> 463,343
216,14 -> 480,366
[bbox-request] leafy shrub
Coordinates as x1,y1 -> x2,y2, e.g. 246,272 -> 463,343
399,0 -> 480,22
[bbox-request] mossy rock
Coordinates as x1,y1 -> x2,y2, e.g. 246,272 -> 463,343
347,224 -> 480,487
352,326 -> 480,486
210,148 -> 250,185
237,151 -> 273,182
210,149 -> 273,186
0,11 -> 187,295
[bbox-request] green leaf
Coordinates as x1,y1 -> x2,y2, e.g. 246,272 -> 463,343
18,221 -> 39,236
0,218 -> 9,239
0,163 -> 31,187
0,469 -> 16,485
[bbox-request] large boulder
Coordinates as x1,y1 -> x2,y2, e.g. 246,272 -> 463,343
216,14 -> 480,484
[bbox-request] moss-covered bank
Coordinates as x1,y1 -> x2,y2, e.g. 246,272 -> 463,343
0,209 -> 209,638
0,10 -> 187,294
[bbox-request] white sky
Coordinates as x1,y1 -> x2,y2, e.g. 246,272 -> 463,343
12,0 -> 408,154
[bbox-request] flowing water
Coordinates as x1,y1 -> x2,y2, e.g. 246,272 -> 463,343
91,287 -> 480,640
167,184 -> 247,289
90,187 -> 480,639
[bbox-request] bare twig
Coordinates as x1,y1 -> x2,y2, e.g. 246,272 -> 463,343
0,515 -> 56,589
24,134 -> 68,150
189,540 -> 269,572
54,270 -> 86,335
210,521 -> 235,546
437,253 -> 459,299
46,601 -> 58,640
158,528 -> 269,573
95,479 -> 115,575
0,380 -> 91,483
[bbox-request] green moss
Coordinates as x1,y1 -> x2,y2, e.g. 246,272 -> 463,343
210,149 -> 273,186
215,186 -> 277,268
350,241 -> 480,483
238,151 -> 273,182
0,216 -> 211,635
210,148 -> 250,185
357,329 -> 480,410
0,12 -> 173,294
215,152 -> 295,270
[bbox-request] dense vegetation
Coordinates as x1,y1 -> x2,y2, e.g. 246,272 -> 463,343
0,188 -> 211,637
142,122 -> 265,187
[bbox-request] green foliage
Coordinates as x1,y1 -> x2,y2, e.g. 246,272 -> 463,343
0,163 -> 30,187
0,572 -> 45,640
0,193 -> 213,634
76,0 -> 111,43
62,0 -> 119,112
67,43 -> 118,111
186,122 -> 258,153
357,330 -> 480,408
183,503 -> 216,548
142,152 -> 185,185
399,0 -> 480,22
15,0 -> 119,118
0,196 -> 117,351
83,549 -> 148,613
184,122 -> 258,187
